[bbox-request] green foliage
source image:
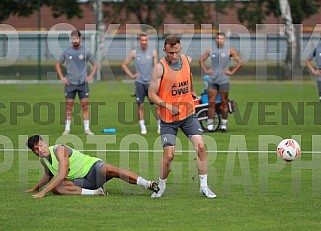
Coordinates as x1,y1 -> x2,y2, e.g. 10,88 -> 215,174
103,0 -> 158,26
289,0 -> 319,24
0,0 -> 83,22
165,0 -> 211,25
231,0 -> 319,30
103,0 -> 211,30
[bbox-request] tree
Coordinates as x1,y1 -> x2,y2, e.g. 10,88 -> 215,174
232,0 -> 319,78
102,0 -> 211,31
0,0 -> 83,22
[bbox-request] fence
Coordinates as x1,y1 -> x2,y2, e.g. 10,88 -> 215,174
0,31 -> 320,80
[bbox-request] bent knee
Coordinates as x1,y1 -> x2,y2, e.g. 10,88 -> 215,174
163,147 -> 175,161
52,187 -> 62,195
165,153 -> 175,162
198,143 -> 206,154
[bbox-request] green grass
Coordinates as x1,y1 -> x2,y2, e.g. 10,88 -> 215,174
1,80 -> 321,230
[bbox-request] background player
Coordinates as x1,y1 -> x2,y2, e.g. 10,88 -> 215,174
199,32 -> 243,132
122,32 -> 160,134
56,30 -> 97,135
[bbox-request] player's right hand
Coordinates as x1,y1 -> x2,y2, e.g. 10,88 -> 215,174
32,191 -> 46,198
206,69 -> 215,75
168,105 -> 180,116
133,73 -> 140,79
62,77 -> 69,85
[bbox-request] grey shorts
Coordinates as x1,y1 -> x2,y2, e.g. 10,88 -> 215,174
71,161 -> 111,189
161,114 -> 203,147
135,82 -> 151,104
65,82 -> 89,100
208,81 -> 230,92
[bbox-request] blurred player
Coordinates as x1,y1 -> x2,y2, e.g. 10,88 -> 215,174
56,30 -> 97,135
199,32 -> 243,132
25,135 -> 159,198
148,35 -> 216,199
122,32 -> 160,134
306,40 -> 321,101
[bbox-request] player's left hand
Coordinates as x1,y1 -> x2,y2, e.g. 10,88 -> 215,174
313,69 -> 321,76
32,191 -> 46,198
223,69 -> 232,75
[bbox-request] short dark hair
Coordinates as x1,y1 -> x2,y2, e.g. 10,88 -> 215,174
26,135 -> 42,150
216,32 -> 226,37
164,35 -> 180,48
138,32 -> 148,39
71,30 -> 81,38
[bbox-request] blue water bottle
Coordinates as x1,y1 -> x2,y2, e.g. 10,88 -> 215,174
102,128 -> 117,134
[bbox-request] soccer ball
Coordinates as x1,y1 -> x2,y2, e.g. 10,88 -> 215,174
277,139 -> 301,162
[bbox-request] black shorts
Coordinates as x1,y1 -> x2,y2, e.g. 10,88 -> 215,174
208,81 -> 230,92
71,161 -> 111,189
135,82 -> 151,104
65,82 -> 89,100
160,114 -> 203,147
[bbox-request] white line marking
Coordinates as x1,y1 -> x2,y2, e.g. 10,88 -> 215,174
1,149 -> 319,154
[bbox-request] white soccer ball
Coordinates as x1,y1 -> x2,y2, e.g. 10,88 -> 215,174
277,139 -> 301,162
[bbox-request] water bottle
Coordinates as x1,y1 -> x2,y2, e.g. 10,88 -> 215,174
102,128 -> 117,134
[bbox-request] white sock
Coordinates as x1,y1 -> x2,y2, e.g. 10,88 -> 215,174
159,177 -> 167,189
207,119 -> 214,125
84,120 -> 90,131
65,120 -> 71,131
136,176 -> 149,188
199,174 -> 208,188
81,188 -> 96,195
221,119 -> 227,129
139,120 -> 145,128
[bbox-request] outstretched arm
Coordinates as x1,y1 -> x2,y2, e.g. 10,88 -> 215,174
25,159 -> 52,192
32,146 -> 70,198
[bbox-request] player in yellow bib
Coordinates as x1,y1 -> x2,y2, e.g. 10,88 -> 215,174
25,135 -> 159,198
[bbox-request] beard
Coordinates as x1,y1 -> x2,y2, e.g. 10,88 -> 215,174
72,42 -> 80,48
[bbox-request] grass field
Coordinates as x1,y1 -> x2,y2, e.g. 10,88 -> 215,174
1,80 -> 321,230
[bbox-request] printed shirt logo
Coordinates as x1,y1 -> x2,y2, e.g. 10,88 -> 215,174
146,55 -> 151,60
79,54 -> 84,60
221,52 -> 226,57
171,80 -> 189,96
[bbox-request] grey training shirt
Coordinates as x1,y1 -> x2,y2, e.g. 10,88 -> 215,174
135,47 -> 154,84
58,46 -> 96,85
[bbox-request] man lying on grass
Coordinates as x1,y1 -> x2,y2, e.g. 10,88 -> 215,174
25,135 -> 159,198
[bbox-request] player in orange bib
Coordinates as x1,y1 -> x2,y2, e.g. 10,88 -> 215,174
148,35 -> 216,199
